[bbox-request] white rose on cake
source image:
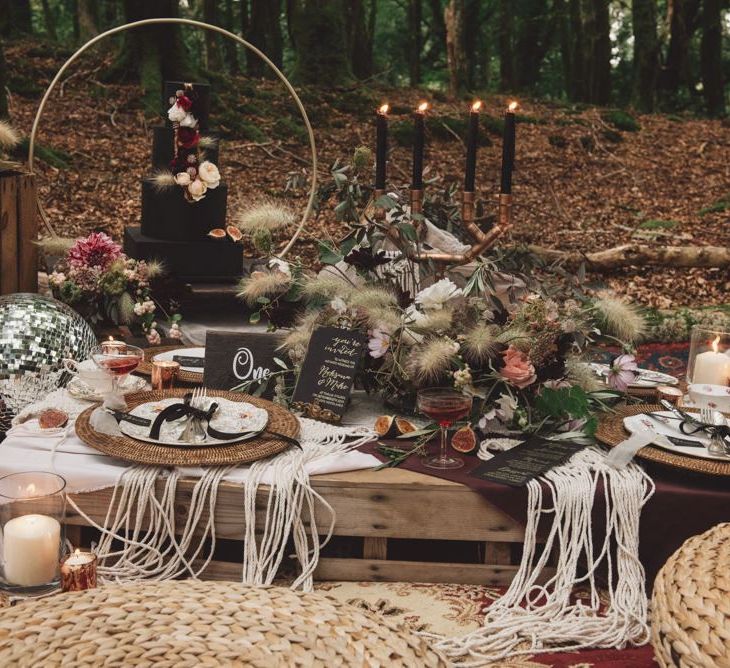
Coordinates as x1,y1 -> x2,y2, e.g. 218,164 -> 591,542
174,171 -> 191,186
187,178 -> 208,202
414,278 -> 463,310
180,113 -> 198,128
198,161 -> 220,189
167,103 -> 187,123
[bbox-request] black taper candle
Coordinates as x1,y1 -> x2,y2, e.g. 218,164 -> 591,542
375,104 -> 389,190
411,102 -> 428,190
500,103 -> 517,194
464,101 -> 482,192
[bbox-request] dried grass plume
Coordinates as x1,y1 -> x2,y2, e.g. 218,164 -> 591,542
593,293 -> 645,343
35,236 -> 75,257
237,201 -> 296,233
301,275 -> 353,300
407,337 -> 458,384
148,170 -> 176,192
462,324 -> 499,362
237,271 -> 291,306
0,120 -> 19,149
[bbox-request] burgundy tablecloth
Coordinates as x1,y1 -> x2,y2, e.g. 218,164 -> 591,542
360,441 -> 730,586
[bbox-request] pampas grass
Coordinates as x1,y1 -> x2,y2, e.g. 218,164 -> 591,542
497,326 -> 530,352
145,259 -> 165,280
593,293 -> 645,343
148,170 -> 176,192
118,292 -> 136,325
237,201 -> 295,233
462,324 -> 499,362
199,135 -> 219,149
300,275 -> 353,300
412,308 -> 453,333
35,236 -> 75,257
407,337 -> 458,384
237,271 -> 291,306
566,356 -> 603,392
0,120 -> 19,149
363,306 -> 401,332
348,287 -> 398,310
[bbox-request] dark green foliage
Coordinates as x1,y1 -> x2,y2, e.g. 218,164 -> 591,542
327,88 -> 376,117
638,219 -> 679,230
601,129 -> 623,143
699,196 -> 730,216
12,137 -> 72,169
391,121 -> 415,146
481,115 -> 505,136
216,108 -> 267,142
273,117 -> 307,144
601,109 -> 640,132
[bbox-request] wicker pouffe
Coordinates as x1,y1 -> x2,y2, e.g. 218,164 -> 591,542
652,523 -> 730,667
0,581 -> 449,667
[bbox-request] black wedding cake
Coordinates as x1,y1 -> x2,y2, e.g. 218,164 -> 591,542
124,81 -> 243,281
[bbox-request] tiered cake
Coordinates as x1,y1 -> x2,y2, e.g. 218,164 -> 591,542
124,81 -> 243,281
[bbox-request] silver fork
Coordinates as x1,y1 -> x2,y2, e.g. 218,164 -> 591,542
178,387 -> 203,443
190,387 -> 208,444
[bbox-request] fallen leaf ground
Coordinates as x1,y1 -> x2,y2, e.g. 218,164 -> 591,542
7,39 -> 729,309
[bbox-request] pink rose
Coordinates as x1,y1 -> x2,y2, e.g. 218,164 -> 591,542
500,346 -> 537,389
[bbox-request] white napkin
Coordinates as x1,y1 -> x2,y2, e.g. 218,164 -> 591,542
605,431 -> 655,469
89,393 -> 128,437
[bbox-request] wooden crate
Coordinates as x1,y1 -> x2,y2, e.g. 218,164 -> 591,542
66,467 -> 534,586
0,173 -> 37,294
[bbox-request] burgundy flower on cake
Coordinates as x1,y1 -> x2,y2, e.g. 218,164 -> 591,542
177,95 -> 193,111
67,232 -> 122,271
500,346 -> 537,389
177,127 -> 199,149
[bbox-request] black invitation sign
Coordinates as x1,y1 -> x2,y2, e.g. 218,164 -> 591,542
203,330 -> 285,398
469,437 -> 586,487
291,326 -> 365,423
172,355 -> 205,368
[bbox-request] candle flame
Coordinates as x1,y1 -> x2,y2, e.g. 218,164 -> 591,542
74,548 -> 80,556
27,483 -> 36,495
417,101 -> 429,113
712,335 -> 720,353
508,101 -> 518,112
108,336 -> 114,342
471,100 -> 483,112
378,103 -> 389,115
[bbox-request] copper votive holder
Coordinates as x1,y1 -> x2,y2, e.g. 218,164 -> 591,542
151,360 -> 180,390
60,550 -> 97,592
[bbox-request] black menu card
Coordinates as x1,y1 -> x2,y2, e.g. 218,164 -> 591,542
469,437 -> 586,487
290,326 -> 365,423
203,330 -> 285,398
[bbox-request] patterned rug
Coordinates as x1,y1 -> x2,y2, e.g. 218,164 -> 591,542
316,581 -> 657,667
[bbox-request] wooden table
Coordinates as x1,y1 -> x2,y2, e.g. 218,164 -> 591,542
66,466 -> 527,586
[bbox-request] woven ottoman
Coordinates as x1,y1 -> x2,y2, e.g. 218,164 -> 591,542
0,581 -> 447,666
652,522 -> 730,667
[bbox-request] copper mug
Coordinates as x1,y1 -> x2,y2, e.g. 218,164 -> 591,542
151,360 -> 180,390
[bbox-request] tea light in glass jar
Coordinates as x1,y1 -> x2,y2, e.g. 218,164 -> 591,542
693,336 -> 730,386
60,549 -> 97,592
101,336 -> 127,355
151,360 -> 180,390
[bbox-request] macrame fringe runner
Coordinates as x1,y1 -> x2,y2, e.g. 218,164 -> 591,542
66,418 -> 374,592
422,446 -> 655,666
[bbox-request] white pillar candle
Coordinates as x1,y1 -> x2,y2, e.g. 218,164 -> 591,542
693,349 -> 730,386
3,514 -> 61,586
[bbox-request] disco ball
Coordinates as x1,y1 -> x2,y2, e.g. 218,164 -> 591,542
0,293 -> 97,392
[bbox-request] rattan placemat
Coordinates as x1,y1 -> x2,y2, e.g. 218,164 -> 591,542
595,403 -> 730,477
137,345 -> 203,384
75,390 -> 299,466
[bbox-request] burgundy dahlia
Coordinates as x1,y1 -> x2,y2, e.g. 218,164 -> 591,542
67,232 -> 123,271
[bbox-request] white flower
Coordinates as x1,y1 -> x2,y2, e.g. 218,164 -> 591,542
133,299 -> 156,317
415,278 -> 463,311
180,113 -> 198,128
49,271 -> 66,286
167,103 -> 186,123
168,323 -> 183,340
198,161 -> 220,189
268,258 -> 291,276
146,328 -> 161,345
330,296 -> 347,314
174,171 -> 191,186
478,393 -> 518,430
188,179 -> 207,202
368,328 -> 390,359
404,304 -> 426,326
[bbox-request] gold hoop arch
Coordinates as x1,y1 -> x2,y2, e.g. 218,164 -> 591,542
28,17 -> 317,259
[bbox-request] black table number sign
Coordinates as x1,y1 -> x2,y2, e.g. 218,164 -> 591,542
203,330 -> 285,398
470,437 -> 586,487
291,326 -> 366,423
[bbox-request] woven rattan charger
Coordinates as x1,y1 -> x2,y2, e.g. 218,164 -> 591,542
75,390 -> 299,466
137,345 -> 203,385
595,403 -> 730,477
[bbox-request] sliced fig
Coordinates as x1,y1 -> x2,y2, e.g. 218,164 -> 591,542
395,418 -> 417,436
208,228 -> 226,239
39,409 -> 69,429
374,415 -> 397,437
226,225 -> 243,242
451,426 -> 477,453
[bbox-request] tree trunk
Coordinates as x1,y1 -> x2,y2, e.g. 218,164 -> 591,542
515,0 -> 553,90
424,0 -> 446,67
498,0 -> 515,91
582,0 -> 611,104
564,0 -> 586,100
77,0 -> 99,41
407,0 -> 422,86
247,0 -> 283,77
223,0 -> 239,73
631,0 -> 658,112
203,0 -> 223,72
349,0 -> 375,80
527,243 -> 730,270
0,0 -> 32,36
444,0 -> 467,96
699,0 -> 725,116
41,0 -> 58,40
463,0 -> 480,88
660,0 -> 700,96
240,0 -> 249,71
289,0 -> 351,86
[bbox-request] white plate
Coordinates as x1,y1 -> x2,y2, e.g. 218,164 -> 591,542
119,397 -> 269,447
67,375 -> 147,401
153,347 -> 205,374
591,363 -> 679,388
623,411 -> 727,461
